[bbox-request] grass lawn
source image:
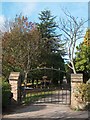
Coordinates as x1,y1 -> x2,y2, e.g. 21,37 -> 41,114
22,89 -> 57,104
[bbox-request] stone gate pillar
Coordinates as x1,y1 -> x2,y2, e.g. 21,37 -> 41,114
9,72 -> 21,104
71,74 -> 83,109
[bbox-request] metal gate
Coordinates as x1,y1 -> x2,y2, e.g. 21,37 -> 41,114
21,68 -> 71,105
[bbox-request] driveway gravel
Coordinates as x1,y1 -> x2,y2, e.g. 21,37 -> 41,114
2,103 -> 89,120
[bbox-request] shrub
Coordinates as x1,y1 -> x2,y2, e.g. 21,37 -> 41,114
2,77 -> 11,108
74,83 -> 90,103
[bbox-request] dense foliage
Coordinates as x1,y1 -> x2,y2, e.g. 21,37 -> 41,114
2,15 -> 42,79
36,10 -> 65,84
74,83 -> 90,103
2,11 -> 65,84
75,43 -> 90,82
2,77 -> 11,108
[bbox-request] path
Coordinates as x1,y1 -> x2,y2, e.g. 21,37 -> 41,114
2,103 -> 89,120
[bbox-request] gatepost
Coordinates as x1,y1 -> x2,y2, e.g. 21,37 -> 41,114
9,72 -> 21,104
71,74 -> 83,109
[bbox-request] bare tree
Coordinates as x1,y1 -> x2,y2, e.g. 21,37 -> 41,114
58,9 -> 87,74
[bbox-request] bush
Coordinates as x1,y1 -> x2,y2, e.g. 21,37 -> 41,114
2,77 -> 11,108
74,83 -> 90,103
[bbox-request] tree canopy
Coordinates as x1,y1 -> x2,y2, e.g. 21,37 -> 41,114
37,9 -> 65,68
75,43 -> 90,81
2,15 -> 42,78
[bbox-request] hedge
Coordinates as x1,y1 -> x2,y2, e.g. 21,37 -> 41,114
2,77 -> 11,108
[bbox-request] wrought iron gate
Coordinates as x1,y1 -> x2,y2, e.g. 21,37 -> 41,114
21,68 -> 71,105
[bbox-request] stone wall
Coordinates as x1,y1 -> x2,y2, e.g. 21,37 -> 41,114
71,74 -> 85,110
9,80 -> 18,101
9,72 -> 21,104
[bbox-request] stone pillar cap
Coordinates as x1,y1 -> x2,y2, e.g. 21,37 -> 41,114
9,72 -> 20,80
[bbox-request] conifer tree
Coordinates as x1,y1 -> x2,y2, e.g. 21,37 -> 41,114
37,9 -> 63,53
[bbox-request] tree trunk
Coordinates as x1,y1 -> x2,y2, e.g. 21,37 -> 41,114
24,71 -> 28,86
71,61 -> 76,74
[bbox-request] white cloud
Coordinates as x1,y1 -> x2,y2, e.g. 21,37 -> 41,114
21,3 -> 37,16
0,15 -> 6,31
0,15 -> 5,25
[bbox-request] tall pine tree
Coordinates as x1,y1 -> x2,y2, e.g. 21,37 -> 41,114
37,9 -> 65,84
38,10 -> 57,38
37,9 -> 63,53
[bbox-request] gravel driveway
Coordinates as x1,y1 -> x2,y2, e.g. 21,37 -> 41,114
2,103 -> 89,120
